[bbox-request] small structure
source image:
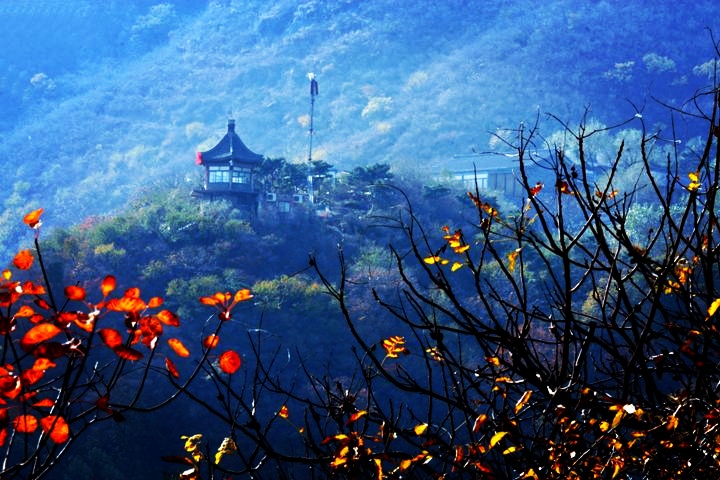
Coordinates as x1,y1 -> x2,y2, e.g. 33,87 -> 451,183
192,119 -> 264,212
448,153 -> 525,197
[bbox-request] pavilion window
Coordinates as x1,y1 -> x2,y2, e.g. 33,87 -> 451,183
232,169 -> 250,184
209,166 -> 230,183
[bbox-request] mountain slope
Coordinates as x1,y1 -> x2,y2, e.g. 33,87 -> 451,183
0,0 -> 718,255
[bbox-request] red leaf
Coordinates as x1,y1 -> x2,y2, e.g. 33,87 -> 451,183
139,316 -> 163,346
21,368 -> 45,386
218,350 -> 241,374
33,398 -> 55,408
101,275 -> 116,297
168,338 -> 190,357
98,328 -> 123,349
96,395 -> 110,412
41,415 -> 69,443
24,281 -> 46,296
64,285 -> 86,301
13,250 -> 34,270
20,324 -> 62,351
13,414 -> 38,433
112,345 -> 143,361
165,357 -> 180,378
124,287 -> 141,299
33,297 -> 51,310
23,208 -> 44,228
156,309 -> 180,327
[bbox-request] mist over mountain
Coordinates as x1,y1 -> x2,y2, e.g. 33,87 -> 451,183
0,0 -> 718,253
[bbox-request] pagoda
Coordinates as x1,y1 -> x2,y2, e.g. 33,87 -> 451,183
192,119 -> 264,211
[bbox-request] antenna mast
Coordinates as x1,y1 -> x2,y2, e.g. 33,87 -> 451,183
307,72 -> 318,163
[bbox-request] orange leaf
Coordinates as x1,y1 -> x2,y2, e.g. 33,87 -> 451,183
13,414 -> 38,433
156,309 -> 180,327
346,410 -> 367,426
112,345 -> 143,361
148,296 -> 163,308
278,405 -> 289,419
106,296 -> 146,313
41,415 -> 69,443
13,250 -> 34,270
168,338 -> 190,358
514,390 -> 533,414
14,305 -> 35,318
32,358 -> 56,371
203,334 -> 219,349
20,324 -> 62,351
23,208 -> 44,228
473,414 -> 488,433
413,423 -> 428,435
233,289 -> 253,303
98,328 -> 123,349
101,275 -> 116,297
557,180 -> 574,195
199,296 -> 220,306
165,357 -> 180,379
64,285 -> 86,301
218,350 -> 241,374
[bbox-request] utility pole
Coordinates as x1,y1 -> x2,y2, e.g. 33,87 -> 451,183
307,72 -> 318,163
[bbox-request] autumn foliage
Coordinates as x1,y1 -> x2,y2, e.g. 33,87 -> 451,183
5,69 -> 720,480
0,208 -> 203,479
161,80 -> 720,480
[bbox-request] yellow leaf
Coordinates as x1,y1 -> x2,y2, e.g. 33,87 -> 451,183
214,437 -> 237,464
611,409 -> 624,429
688,171 -> 701,191
451,262 -> 464,272
502,445 -> 518,455
489,431 -> 508,448
523,468 -> 539,480
707,298 -> 720,319
423,255 -> 442,264
413,423 -> 428,435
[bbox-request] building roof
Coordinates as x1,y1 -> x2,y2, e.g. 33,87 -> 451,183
451,152 -> 519,173
196,119 -> 264,165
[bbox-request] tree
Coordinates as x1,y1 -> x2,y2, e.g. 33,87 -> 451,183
163,74 -> 720,479
0,209 -> 237,480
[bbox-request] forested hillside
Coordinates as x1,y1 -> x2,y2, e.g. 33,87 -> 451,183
1,0 -> 718,257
